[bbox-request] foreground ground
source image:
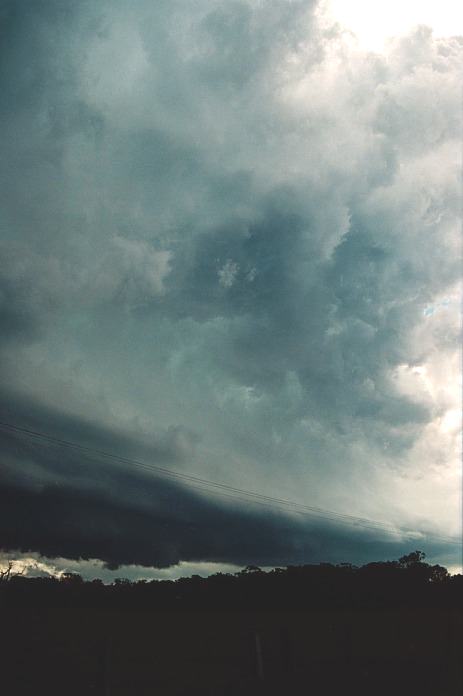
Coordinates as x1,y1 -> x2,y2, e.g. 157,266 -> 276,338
2,606 -> 461,695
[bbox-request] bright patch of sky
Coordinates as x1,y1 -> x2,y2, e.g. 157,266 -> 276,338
322,0 -> 463,52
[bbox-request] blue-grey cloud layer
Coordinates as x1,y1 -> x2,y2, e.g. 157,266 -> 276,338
0,0 -> 461,569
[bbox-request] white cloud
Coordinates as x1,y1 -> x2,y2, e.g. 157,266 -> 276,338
218,259 -> 239,288
323,0 -> 463,52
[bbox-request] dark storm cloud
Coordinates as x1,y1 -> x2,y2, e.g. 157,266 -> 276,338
162,202 -> 432,446
0,392 -> 452,569
0,0 -> 461,572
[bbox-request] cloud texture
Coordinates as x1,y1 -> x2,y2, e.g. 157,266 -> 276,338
0,0 -> 461,571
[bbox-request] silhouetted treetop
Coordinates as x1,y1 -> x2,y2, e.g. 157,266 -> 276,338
1,551 -> 460,611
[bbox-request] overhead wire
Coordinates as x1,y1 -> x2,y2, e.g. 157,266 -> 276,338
0,420 -> 460,546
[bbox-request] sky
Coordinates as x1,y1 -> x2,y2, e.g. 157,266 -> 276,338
0,0 -> 462,580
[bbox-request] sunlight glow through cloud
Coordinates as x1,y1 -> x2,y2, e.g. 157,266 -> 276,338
323,0 -> 463,52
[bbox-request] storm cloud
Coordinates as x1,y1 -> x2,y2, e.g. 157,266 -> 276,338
1,392 -> 454,570
0,0 -> 461,572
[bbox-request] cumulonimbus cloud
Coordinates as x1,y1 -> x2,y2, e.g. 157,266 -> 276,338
0,0 -> 461,571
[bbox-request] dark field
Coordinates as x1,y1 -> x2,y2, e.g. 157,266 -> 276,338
1,606 -> 462,695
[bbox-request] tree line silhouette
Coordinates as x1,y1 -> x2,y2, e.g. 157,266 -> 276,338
2,551 -> 461,610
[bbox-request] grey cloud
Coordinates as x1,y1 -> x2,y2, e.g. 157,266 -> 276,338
0,392 -> 454,569
0,0 -> 461,571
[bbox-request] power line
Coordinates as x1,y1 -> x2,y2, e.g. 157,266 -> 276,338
0,420 -> 403,530
0,420 -> 460,546
181,482 -> 462,545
